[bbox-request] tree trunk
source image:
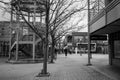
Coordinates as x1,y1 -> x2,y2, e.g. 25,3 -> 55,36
50,36 -> 55,63
42,40 -> 44,58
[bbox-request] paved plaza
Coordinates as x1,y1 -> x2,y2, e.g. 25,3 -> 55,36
0,54 -> 120,80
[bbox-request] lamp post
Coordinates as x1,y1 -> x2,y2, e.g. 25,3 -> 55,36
87,0 -> 92,66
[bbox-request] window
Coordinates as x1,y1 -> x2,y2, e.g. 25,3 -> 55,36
67,35 -> 72,43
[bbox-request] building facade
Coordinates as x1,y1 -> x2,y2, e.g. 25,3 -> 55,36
0,21 -> 44,60
64,32 -> 106,53
0,21 -> 10,57
89,0 -> 120,65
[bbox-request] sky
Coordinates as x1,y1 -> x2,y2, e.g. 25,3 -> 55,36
0,0 -> 11,21
0,0 -> 88,32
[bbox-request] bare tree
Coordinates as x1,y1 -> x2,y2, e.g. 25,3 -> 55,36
0,0 -> 87,74
48,0 -> 87,63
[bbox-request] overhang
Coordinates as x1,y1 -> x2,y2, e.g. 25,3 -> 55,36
91,19 -> 120,35
11,0 -> 46,13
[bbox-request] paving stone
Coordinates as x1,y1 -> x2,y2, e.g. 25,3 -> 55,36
0,54 -> 118,80
35,55 -> 113,80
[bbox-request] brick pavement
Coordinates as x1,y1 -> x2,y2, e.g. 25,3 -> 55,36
0,54 -> 119,80
34,54 -> 114,80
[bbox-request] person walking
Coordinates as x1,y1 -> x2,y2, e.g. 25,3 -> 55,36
54,47 -> 58,59
64,46 -> 68,57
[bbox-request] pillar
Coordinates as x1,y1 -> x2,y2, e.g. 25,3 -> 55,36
28,12 -> 30,22
9,4 -> 13,60
33,33 -> 35,60
87,0 -> 92,65
16,11 -> 20,61
40,13 -> 42,23
32,1 -> 36,60
108,34 -> 114,65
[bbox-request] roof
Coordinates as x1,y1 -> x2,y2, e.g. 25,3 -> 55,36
0,21 -> 45,35
11,0 -> 46,13
72,32 -> 87,36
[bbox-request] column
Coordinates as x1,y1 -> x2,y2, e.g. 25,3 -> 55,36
87,0 -> 92,65
108,34 -> 114,65
40,13 -> 42,23
28,12 -> 30,22
16,11 -> 20,61
32,1 -> 36,60
33,33 -> 35,60
9,4 -> 13,60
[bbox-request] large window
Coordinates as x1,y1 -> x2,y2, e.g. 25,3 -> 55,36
114,40 -> 120,58
74,36 -> 84,43
77,43 -> 96,52
67,35 -> 72,43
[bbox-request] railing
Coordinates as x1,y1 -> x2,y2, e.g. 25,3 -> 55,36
21,35 -> 33,41
105,0 -> 120,13
11,41 -> 16,50
89,0 -> 120,26
90,0 -> 105,20
11,33 -> 16,48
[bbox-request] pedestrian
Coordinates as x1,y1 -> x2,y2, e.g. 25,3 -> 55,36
101,46 -> 105,54
54,47 -> 58,59
64,46 -> 68,57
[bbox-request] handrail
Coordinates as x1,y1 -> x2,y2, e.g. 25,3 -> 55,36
11,41 -> 16,50
105,0 -> 120,13
35,38 -> 42,44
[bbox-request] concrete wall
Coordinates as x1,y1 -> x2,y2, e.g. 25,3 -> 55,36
90,15 -> 106,33
105,0 -> 113,6
107,3 -> 120,24
90,0 -> 120,34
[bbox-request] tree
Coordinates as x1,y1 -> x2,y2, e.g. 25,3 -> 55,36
0,0 -> 50,75
0,0 -> 87,75
48,0 -> 87,63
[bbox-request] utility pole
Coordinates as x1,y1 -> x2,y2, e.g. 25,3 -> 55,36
87,0 -> 92,66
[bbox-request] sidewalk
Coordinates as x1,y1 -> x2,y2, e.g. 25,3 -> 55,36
0,54 -> 120,80
90,54 -> 120,80
69,54 -> 120,80
34,54 -> 119,80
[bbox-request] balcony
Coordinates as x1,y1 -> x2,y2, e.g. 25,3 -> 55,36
89,0 -> 120,35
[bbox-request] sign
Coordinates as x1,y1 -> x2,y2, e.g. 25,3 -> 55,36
90,35 -> 107,40
67,43 -> 72,46
77,43 -> 96,52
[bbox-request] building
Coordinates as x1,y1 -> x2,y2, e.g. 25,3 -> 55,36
64,32 -> 106,53
0,21 -> 45,61
0,21 -> 10,57
89,0 -> 120,65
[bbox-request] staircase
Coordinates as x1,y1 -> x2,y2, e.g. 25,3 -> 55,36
10,30 -> 44,59
11,42 -> 33,59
